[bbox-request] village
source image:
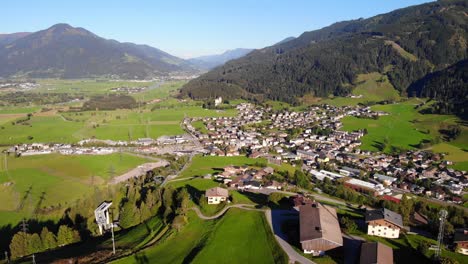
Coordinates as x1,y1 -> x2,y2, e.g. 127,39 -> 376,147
183,102 -> 466,206
4,101 -> 467,261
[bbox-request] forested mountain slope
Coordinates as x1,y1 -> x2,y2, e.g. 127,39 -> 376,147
181,0 -> 467,104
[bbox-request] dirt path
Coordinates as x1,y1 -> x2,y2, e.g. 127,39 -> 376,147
110,160 -> 169,184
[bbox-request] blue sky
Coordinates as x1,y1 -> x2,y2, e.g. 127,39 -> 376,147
1,0 -> 433,58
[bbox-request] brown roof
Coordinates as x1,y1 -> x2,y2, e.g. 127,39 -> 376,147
205,187 -> 229,198
299,203 -> 343,247
360,242 -> 393,264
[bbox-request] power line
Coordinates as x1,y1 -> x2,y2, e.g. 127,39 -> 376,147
435,209 -> 448,259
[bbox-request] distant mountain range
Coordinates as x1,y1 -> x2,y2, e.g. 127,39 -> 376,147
0,24 -> 198,79
181,0 -> 467,116
188,48 -> 253,70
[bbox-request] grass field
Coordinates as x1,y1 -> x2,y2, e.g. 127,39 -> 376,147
351,72 -> 400,102
341,101 -> 431,152
0,104 -> 237,144
113,209 -> 287,264
0,153 -> 150,227
178,155 -> 266,179
34,79 -> 155,94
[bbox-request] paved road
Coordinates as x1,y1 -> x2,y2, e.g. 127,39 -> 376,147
190,204 -> 260,220
264,209 -> 315,264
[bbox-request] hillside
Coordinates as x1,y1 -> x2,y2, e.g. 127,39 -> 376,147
0,24 -> 197,79
0,32 -> 31,45
181,0 -> 467,103
189,48 -> 253,70
409,59 -> 468,118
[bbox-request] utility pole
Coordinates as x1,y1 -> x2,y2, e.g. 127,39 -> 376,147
32,253 -> 36,264
436,209 -> 448,259
111,222 -> 116,255
4,251 -> 9,263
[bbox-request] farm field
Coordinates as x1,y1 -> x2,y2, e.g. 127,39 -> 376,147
113,209 -> 287,264
0,104 -> 237,144
0,153 -> 150,227
34,79 -> 155,94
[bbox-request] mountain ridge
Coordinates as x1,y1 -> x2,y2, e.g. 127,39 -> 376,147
0,23 -> 198,79
188,48 -> 253,70
181,0 -> 467,106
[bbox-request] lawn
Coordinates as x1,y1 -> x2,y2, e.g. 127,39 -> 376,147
341,101 -> 431,152
178,155 -> 266,179
192,120 -> 208,133
113,209 -> 287,264
0,153 -> 150,227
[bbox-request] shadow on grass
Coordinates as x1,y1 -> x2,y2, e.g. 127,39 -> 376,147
371,141 -> 386,151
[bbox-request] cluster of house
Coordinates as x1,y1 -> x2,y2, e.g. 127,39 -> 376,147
212,165 -> 282,191
0,81 -> 39,91
295,195 -> 401,262
187,102 -> 466,205
307,151 -> 467,204
6,143 -> 116,156
109,86 -> 147,93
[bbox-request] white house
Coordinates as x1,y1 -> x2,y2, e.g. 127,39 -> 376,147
365,208 -> 403,238
205,187 -> 229,204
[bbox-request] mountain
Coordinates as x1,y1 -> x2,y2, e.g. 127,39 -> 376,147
274,36 -> 295,46
181,0 -> 467,104
0,32 -> 31,45
0,24 -> 197,79
408,59 -> 468,118
188,48 -> 253,70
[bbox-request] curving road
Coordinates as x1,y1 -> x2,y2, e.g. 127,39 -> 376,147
190,204 -> 315,264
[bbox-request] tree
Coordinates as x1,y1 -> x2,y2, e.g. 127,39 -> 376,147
9,231 -> 30,258
119,201 -> 139,228
139,201 -> 152,223
340,217 -> 358,234
399,194 -> 414,225
268,192 -> 284,205
27,233 -> 42,254
176,188 -> 190,215
40,227 -> 57,250
294,170 -> 310,189
57,225 -> 80,246
172,215 -> 187,231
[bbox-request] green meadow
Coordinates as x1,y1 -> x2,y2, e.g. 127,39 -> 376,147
179,155 -> 266,179
0,153 -> 150,227
341,101 -> 431,152
34,79 -> 154,94
113,209 -> 287,264
0,104 -> 237,144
